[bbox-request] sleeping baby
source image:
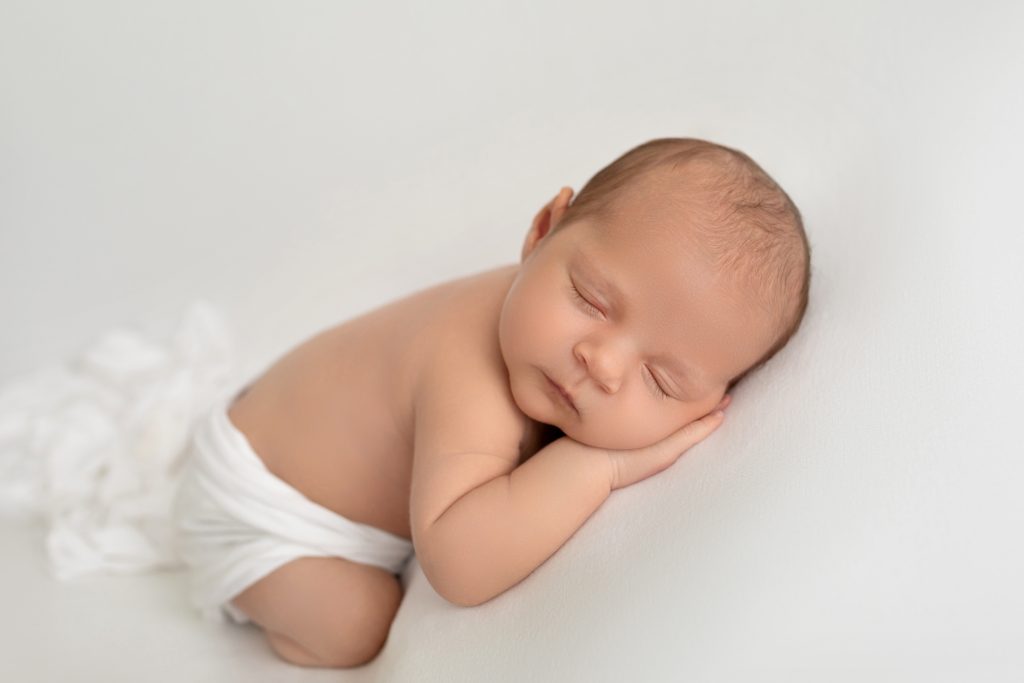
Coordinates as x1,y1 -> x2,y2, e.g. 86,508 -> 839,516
171,137 -> 811,668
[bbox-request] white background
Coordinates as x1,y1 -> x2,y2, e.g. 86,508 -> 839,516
2,1 -> 1022,681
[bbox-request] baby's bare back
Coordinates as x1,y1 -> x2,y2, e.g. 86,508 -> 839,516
226,263 -> 522,541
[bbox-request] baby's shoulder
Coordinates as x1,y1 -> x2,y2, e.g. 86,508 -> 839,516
410,268 -> 528,460
410,264 -> 517,383
430,263 -> 517,329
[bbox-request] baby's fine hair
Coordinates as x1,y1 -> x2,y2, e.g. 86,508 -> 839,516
555,137 -> 812,393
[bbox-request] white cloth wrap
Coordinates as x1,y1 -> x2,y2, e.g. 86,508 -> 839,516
172,397 -> 414,624
0,300 -> 235,580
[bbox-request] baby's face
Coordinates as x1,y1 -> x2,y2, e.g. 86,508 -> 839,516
498,187 -> 773,450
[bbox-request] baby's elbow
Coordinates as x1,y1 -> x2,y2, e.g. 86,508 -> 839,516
425,562 -> 483,607
443,588 -> 483,608
421,554 -> 490,607
431,565 -> 497,607
441,581 -> 493,607
415,521 -> 499,607
416,539 -> 475,607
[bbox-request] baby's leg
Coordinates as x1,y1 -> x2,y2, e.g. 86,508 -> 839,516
230,556 -> 403,668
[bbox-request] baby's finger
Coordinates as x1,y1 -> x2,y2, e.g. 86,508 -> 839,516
682,408 -> 726,443
649,409 -> 726,463
607,410 -> 725,490
663,409 -> 726,458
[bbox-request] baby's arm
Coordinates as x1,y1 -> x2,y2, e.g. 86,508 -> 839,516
409,346 -> 727,607
409,350 -> 608,607
415,426 -> 612,608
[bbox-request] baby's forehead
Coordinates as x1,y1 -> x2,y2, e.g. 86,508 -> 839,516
567,230 -> 696,290
578,205 -> 710,262
570,222 -> 751,306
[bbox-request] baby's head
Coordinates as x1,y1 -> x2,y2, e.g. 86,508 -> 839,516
498,137 -> 811,450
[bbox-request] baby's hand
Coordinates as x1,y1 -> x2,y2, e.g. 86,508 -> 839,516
605,394 -> 731,491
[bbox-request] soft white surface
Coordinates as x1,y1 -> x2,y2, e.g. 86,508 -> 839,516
2,1 -> 1022,681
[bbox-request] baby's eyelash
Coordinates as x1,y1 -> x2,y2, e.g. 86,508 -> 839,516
645,366 -> 670,399
570,283 -> 602,316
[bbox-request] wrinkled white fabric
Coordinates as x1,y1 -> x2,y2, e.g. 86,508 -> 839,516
172,396 -> 414,624
0,301 -> 236,580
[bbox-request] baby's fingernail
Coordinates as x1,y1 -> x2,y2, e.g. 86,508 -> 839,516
712,410 -> 724,419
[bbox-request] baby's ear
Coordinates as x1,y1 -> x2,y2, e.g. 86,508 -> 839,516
522,187 -> 576,261
543,187 -> 576,239
551,187 -> 574,221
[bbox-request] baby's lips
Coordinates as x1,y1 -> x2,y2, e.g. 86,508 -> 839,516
718,394 -> 732,411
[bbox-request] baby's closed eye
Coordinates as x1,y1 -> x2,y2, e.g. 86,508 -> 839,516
569,281 -> 602,317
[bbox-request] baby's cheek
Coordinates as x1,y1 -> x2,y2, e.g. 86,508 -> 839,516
577,417 -> 660,451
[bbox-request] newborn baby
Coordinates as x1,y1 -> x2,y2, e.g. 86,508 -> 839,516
172,137 -> 811,668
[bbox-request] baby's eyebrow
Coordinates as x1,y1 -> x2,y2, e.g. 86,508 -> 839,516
653,353 -> 705,393
572,248 -> 706,391
572,249 -> 623,305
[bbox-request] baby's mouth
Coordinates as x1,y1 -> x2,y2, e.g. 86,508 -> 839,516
545,374 -> 578,414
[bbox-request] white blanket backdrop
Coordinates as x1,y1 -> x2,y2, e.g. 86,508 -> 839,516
1,1 -> 1021,681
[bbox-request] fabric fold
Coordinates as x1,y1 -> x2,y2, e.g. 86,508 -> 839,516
172,397 -> 414,623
